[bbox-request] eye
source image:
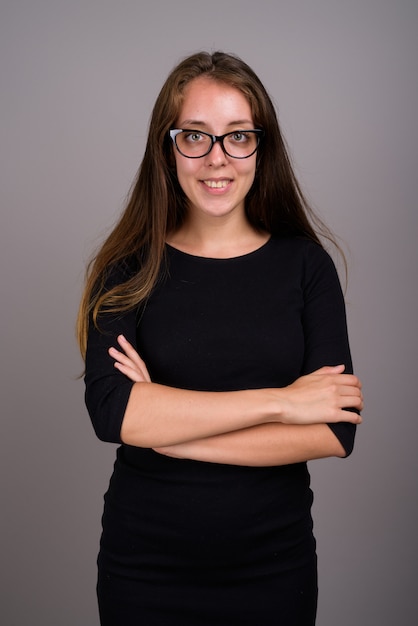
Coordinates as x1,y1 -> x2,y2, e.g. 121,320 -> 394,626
184,131 -> 205,143
229,131 -> 250,143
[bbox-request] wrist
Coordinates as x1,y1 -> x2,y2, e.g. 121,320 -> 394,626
261,388 -> 289,424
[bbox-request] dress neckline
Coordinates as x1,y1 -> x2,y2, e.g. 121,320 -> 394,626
165,236 -> 273,262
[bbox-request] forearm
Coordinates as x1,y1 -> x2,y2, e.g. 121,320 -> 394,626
112,338 -> 362,449
121,372 -> 362,448
155,423 -> 346,467
121,382 -> 278,447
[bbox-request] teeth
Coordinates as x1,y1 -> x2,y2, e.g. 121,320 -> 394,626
204,180 -> 230,189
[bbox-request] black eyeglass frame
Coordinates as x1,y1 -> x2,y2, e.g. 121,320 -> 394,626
169,128 -> 264,159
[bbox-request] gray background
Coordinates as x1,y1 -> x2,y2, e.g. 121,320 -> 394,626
1,0 -> 417,624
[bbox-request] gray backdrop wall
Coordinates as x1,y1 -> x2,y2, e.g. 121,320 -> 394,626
1,0 -> 417,624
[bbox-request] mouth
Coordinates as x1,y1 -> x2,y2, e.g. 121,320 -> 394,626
202,179 -> 232,189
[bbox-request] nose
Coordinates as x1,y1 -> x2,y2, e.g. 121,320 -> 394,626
205,138 -> 228,166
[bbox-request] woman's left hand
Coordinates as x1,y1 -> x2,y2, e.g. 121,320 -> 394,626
108,335 -> 151,383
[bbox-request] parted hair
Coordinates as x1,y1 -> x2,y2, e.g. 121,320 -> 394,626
77,50 -> 337,357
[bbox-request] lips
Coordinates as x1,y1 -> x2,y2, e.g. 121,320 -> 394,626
202,179 -> 231,189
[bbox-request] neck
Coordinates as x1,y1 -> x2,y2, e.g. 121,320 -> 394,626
167,214 -> 269,259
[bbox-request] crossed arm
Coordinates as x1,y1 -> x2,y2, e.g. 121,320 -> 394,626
109,335 -> 363,467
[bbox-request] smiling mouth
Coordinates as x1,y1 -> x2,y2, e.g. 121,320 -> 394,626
202,179 -> 231,189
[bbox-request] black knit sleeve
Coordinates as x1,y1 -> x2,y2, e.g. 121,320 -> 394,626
84,264 -> 138,444
301,242 -> 358,457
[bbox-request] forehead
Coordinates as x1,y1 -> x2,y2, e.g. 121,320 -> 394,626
177,77 -> 253,126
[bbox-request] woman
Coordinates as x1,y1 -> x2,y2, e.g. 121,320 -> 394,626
77,51 -> 363,625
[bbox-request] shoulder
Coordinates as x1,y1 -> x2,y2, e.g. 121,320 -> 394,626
268,235 -> 334,268
268,236 -> 341,292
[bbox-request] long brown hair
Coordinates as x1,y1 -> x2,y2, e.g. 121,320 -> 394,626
77,50 -> 338,357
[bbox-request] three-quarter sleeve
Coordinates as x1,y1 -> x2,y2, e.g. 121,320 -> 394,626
84,266 -> 138,443
301,243 -> 358,456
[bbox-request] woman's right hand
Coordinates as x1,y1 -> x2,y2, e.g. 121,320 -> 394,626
278,365 -> 363,425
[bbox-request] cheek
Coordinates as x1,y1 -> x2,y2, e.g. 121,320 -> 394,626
240,160 -> 257,186
174,157 -> 198,189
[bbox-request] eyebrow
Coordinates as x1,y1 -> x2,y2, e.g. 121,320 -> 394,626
179,119 -> 254,128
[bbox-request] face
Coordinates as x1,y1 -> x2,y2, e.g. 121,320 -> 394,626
173,77 -> 257,224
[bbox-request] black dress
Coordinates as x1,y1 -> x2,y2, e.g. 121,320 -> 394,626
84,237 -> 356,625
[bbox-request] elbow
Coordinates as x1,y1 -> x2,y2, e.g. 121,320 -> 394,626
327,421 -> 357,459
86,401 -> 124,445
85,380 -> 135,445
334,441 -> 349,458
90,413 -> 123,444
328,434 -> 351,459
336,433 -> 356,458
340,440 -> 355,458
119,382 -> 164,448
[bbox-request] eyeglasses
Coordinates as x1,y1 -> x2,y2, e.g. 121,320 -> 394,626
169,129 -> 264,159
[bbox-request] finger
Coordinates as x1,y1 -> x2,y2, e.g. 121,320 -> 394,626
108,339 -> 151,383
117,335 -> 142,362
338,382 -> 362,396
117,335 -> 150,374
113,361 -> 148,383
338,390 -> 364,411
108,346 -> 138,369
117,334 -> 138,353
340,397 -> 364,412
338,374 -> 362,387
337,410 -> 363,424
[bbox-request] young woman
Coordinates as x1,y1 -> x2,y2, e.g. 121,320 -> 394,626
77,51 -> 363,625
